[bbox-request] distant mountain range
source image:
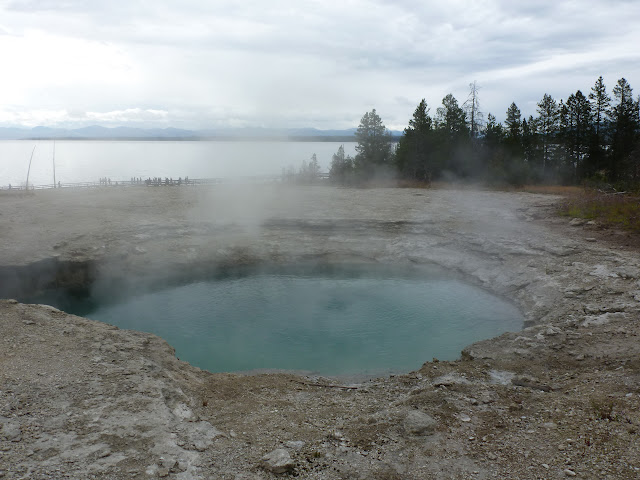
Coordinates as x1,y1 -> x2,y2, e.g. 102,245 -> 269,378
0,126 -> 403,141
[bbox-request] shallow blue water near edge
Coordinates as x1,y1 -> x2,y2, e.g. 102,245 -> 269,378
82,271 -> 522,376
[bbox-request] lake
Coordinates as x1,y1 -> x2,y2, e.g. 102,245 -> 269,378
0,140 -> 358,187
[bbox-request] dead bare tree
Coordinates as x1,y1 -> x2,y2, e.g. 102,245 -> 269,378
463,81 -> 484,140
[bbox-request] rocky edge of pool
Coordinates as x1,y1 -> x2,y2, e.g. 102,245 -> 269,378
1,185 -> 639,479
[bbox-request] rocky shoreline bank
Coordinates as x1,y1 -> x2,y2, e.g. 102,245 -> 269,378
1,185 -> 639,479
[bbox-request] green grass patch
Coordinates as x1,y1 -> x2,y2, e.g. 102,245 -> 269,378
559,190 -> 640,233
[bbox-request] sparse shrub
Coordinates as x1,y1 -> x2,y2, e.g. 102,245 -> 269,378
590,396 -> 617,421
559,189 -> 640,233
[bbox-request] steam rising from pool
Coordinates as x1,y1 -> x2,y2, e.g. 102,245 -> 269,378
65,265 -> 522,376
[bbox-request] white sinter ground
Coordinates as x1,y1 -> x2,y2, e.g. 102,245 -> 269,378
1,185 -> 639,479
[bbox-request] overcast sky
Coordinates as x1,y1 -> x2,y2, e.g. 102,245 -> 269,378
1,0 -> 639,131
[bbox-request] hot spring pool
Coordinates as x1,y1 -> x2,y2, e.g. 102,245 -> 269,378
51,265 -> 522,376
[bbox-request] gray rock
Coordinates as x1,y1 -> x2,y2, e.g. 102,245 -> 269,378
433,373 -> 471,387
159,457 -> 177,470
157,467 -> 170,478
458,414 -> 471,423
1,421 -> 22,442
261,448 -> 295,474
284,440 -> 305,450
403,410 -> 437,436
488,370 -> 515,385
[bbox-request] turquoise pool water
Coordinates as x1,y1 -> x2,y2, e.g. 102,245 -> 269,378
71,267 -> 522,376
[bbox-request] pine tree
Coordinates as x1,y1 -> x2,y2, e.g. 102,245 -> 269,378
522,115 -> 541,173
564,91 -> 592,181
436,94 -> 468,137
536,94 -> 559,177
587,76 -> 611,177
557,99 -> 583,183
329,145 -> 354,185
504,103 -> 522,141
609,78 -> 639,182
434,94 -> 469,176
354,109 -> 393,181
501,102 -> 530,184
589,76 -> 611,138
481,113 -> 507,182
408,99 -> 433,132
395,99 -> 433,181
483,113 -> 504,145
307,153 -> 321,183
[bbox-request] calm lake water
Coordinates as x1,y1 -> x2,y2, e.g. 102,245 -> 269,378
63,268 -> 522,377
0,140 -> 357,187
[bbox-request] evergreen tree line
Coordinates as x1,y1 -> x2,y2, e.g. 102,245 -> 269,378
330,77 -> 640,187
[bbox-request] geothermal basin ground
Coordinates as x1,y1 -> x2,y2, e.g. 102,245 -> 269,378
1,185 -> 639,479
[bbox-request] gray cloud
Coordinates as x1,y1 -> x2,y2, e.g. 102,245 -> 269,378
1,0 -> 639,130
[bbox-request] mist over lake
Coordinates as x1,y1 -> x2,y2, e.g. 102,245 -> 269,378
0,140 -> 357,187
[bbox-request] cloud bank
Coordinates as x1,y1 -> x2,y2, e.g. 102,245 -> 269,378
1,0 -> 639,130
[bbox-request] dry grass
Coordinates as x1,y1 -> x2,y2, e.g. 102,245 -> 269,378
395,181 -> 640,233
559,190 -> 640,233
519,184 -> 584,195
395,179 -> 432,189
423,182 -> 586,195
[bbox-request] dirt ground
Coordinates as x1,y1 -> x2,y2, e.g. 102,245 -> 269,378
1,184 -> 639,479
